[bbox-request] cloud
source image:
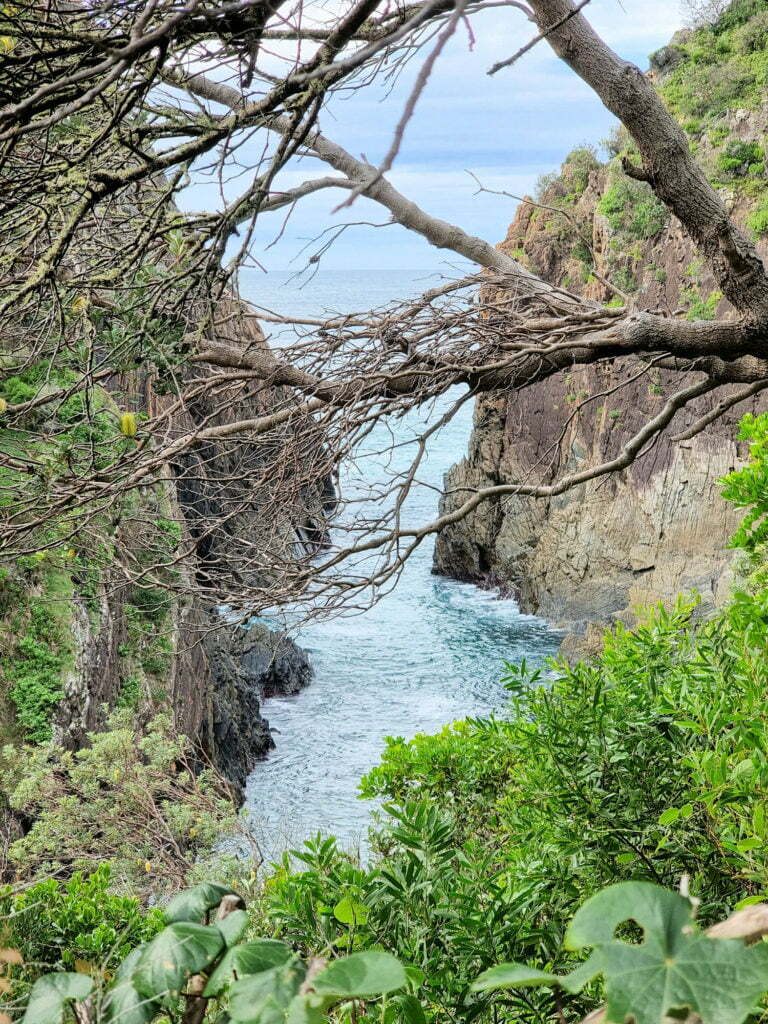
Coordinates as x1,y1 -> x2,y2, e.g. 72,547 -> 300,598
183,1 -> 685,270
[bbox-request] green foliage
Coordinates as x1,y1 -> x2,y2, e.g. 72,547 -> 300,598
716,139 -> 764,178
3,569 -> 73,742
681,259 -> 723,320
721,412 -> 768,550
15,885 -> 407,1024
715,0 -> 768,34
597,179 -> 668,239
0,713 -> 237,897
661,6 -> 768,119
475,882 -> 768,1024
0,865 -> 163,984
562,146 -> 600,195
746,195 -> 768,237
335,587 -> 768,1020
734,10 -> 768,52
22,972 -> 93,1024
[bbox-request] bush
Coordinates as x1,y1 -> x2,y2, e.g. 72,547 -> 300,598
476,881 -> 768,1024
715,0 -> 768,33
562,146 -> 600,195
721,412 -> 768,550
9,882 -> 409,1024
717,139 -> 764,178
0,713 -> 238,898
3,570 -> 73,743
0,864 -> 163,983
747,195 -> 768,236
662,54 -> 755,117
597,178 -> 667,239
734,10 -> 768,52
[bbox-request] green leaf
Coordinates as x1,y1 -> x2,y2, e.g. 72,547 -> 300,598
104,947 -> 158,1024
333,897 -> 370,927
472,963 -> 560,992
390,993 -> 427,1023
731,758 -> 754,780
403,965 -> 425,991
564,882 -> 768,1024
228,960 -> 306,1023
313,951 -> 406,998
658,807 -> 680,826
736,838 -> 761,853
132,923 -> 225,999
22,972 -> 93,1024
204,940 -> 293,997
217,910 -> 249,948
164,883 -> 242,924
284,995 -> 326,1024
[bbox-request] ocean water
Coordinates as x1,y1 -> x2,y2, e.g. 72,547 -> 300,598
238,269 -> 561,857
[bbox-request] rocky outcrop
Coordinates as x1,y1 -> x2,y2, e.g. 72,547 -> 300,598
202,623 -> 313,797
434,91 -> 768,644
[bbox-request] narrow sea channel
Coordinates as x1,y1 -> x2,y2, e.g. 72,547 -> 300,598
241,269 -> 562,857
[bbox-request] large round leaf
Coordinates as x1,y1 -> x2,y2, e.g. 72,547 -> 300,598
104,947 -> 159,1024
313,952 -> 406,999
228,961 -> 306,1023
204,940 -> 293,997
217,910 -> 249,949
333,898 -> 369,927
132,923 -> 224,999
285,995 -> 325,1024
22,973 -> 93,1024
164,884 -> 242,924
389,994 -> 427,1024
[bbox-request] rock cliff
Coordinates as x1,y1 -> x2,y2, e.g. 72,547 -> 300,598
0,296 -> 320,800
434,19 -> 768,646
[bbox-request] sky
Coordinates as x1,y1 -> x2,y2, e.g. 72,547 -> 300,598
184,1 -> 685,273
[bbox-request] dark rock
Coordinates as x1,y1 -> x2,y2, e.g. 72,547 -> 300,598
234,623 -> 314,698
203,622 -> 313,800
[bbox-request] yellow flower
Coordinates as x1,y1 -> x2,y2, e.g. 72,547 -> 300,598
144,861 -> 152,873
120,412 -> 138,438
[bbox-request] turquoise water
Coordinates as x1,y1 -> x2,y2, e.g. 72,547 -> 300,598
239,269 -> 561,856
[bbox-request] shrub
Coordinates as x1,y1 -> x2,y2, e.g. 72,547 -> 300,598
476,881 -> 768,1024
597,178 -> 667,239
9,882 -> 409,1024
734,10 -> 768,52
562,146 -> 600,194
0,713 -> 238,898
662,55 -> 755,117
715,0 -> 768,33
717,139 -> 764,178
0,864 -> 163,983
747,195 -> 768,236
3,570 -> 73,743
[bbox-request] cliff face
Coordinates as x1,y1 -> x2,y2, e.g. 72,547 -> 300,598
434,28 -> 768,645
1,297 -> 319,799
